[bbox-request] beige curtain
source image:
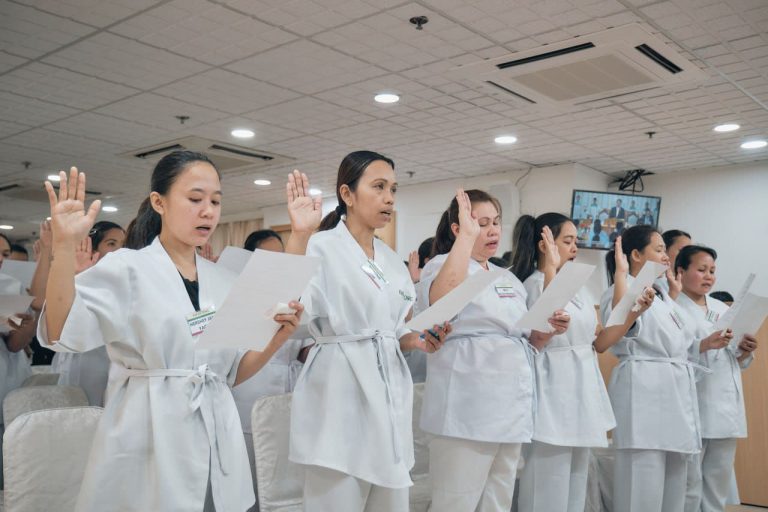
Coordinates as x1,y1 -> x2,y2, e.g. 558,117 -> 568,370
208,219 -> 263,255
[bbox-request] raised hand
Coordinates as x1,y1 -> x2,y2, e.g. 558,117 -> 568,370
286,170 -> 322,234
540,225 -> 561,270
614,236 -> 629,275
455,189 -> 480,239
39,219 -> 52,250
408,250 -> 421,283
75,236 -> 100,274
45,168 -> 101,248
666,268 -> 683,299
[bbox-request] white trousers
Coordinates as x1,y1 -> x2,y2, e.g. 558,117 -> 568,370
685,438 -> 738,512
518,441 -> 590,512
429,435 -> 522,512
303,466 -> 408,512
614,449 -> 687,512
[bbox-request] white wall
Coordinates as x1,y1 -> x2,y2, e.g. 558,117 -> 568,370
641,161 -> 768,296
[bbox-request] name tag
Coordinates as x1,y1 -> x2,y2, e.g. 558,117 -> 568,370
361,259 -> 388,290
399,289 -> 414,302
495,284 -> 517,298
187,308 -> 215,338
669,309 -> 685,330
705,309 -> 720,323
570,295 -> 584,310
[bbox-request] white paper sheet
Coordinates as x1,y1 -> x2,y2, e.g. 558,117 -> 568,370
216,246 -> 253,276
516,261 -> 596,332
726,292 -> 768,351
196,249 -> 320,351
406,267 -> 509,332
606,261 -> 667,327
0,295 -> 34,323
713,273 -> 756,332
0,260 -> 36,290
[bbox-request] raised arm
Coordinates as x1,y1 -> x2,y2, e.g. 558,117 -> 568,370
612,236 -> 629,308
429,189 -> 480,304
284,170 -> 322,256
43,168 -> 102,343
595,287 -> 655,353
28,220 -> 52,311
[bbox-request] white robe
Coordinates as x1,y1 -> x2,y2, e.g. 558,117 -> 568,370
600,280 -> 702,453
0,273 -> 32,427
676,293 -> 750,438
289,221 -> 416,489
37,237 -> 254,512
418,254 -> 534,443
524,270 -> 615,447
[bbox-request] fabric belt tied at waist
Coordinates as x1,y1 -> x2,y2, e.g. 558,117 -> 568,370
315,330 -> 402,464
112,364 -> 233,475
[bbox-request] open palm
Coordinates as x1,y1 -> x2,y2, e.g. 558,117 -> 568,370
45,167 -> 101,246
286,169 -> 322,233
456,189 -> 480,238
540,225 -> 561,269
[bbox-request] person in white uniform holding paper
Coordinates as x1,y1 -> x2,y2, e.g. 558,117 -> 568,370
419,190 -> 570,512
38,151 -> 314,512
512,213 -> 644,512
600,225 -> 732,512
290,150 -> 449,512
675,245 -> 758,512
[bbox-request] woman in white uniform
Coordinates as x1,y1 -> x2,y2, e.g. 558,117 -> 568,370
233,228 -> 309,512
511,213 -> 645,512
290,150 -> 448,512
419,190 -> 570,512
675,245 -> 758,512
39,151 -> 311,512
51,221 -> 125,406
600,225 -> 732,512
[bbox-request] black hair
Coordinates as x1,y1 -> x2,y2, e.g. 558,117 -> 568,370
243,229 -> 283,252
675,245 -> 717,272
88,221 -> 124,251
605,224 -> 659,284
124,151 -> 218,249
417,237 -> 434,268
431,190 -> 502,257
510,212 -> 572,282
710,290 -> 734,303
9,244 -> 28,255
489,256 -> 509,268
318,150 -> 395,231
662,229 -> 691,249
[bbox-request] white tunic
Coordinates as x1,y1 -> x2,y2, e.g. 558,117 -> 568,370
676,293 -> 750,438
37,238 -> 254,512
1,273 -> 32,427
524,270 -> 615,447
418,254 -> 535,443
290,221 -> 416,488
51,347 -> 110,406
232,338 -> 305,433
600,280 -> 702,453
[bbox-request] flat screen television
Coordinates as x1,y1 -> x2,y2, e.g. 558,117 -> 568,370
570,189 -> 661,250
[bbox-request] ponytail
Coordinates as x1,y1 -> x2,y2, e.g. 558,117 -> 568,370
510,214 -> 537,281
319,204 -> 346,232
123,198 -> 160,250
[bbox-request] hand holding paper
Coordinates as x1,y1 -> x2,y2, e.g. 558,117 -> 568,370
0,295 -> 34,325
606,261 -> 667,327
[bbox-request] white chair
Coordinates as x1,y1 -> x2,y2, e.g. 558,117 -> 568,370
21,374 -> 59,387
2,386 -> 87,428
251,393 -> 303,512
410,383 -> 431,512
2,407 -> 102,512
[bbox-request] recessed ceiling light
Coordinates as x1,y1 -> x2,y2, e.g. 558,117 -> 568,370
374,93 -> 400,104
713,123 -> 740,133
253,179 -> 271,186
102,206 -> 118,212
47,174 -> 61,182
741,140 -> 767,149
309,188 -> 322,195
231,128 -> 255,138
0,225 -> 13,230
494,135 -> 517,144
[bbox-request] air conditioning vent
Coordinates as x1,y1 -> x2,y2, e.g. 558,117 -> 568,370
0,180 -> 102,203
122,136 -> 292,172
448,24 -> 706,108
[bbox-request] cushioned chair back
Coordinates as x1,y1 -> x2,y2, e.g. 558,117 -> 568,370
21,374 -> 60,387
251,393 -> 303,512
3,386 -> 87,427
2,407 -> 103,512
410,382 -> 431,512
